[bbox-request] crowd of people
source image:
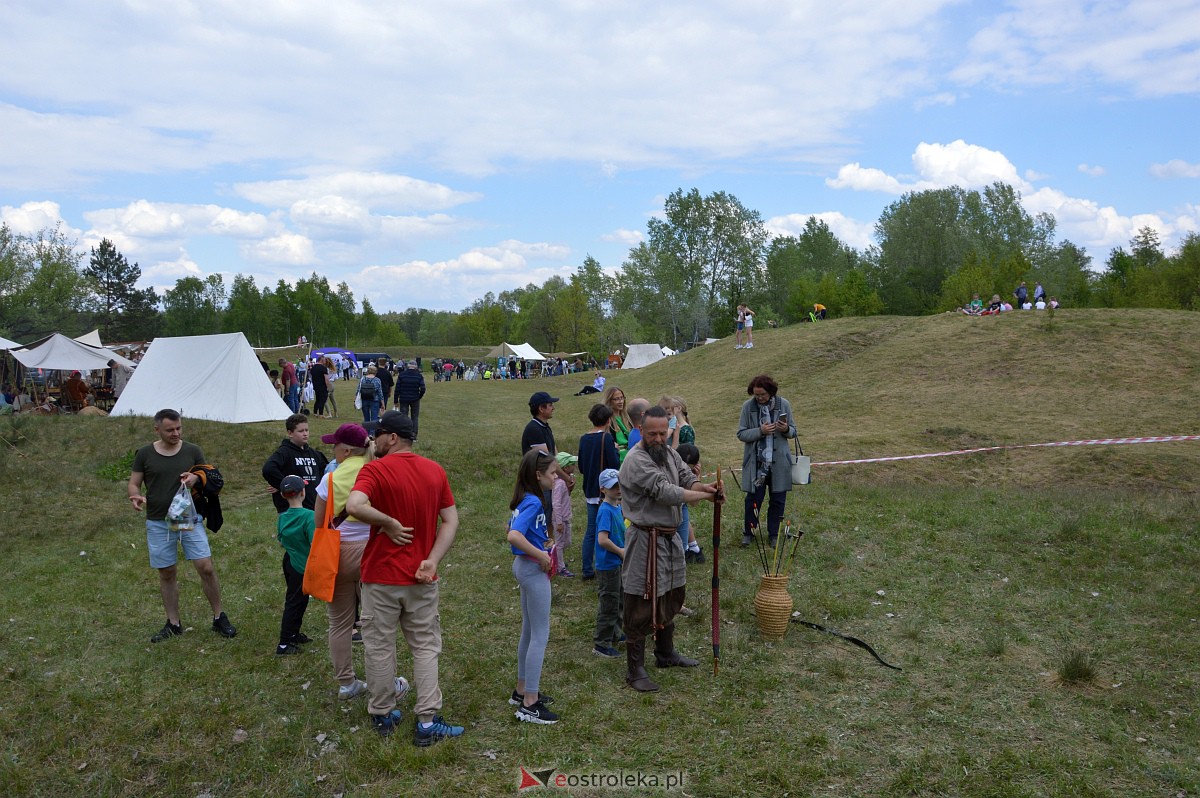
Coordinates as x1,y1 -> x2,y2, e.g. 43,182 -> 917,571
959,281 -> 1060,315
126,369 -> 803,743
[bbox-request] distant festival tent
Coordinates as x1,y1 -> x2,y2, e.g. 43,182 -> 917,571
111,332 -> 291,424
74,329 -> 104,347
621,343 -> 665,369
486,342 -> 545,361
0,335 -> 22,351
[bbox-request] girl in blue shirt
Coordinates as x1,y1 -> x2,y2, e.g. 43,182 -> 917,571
506,449 -> 560,725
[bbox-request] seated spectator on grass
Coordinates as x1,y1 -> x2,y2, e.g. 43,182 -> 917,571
1049,297 -> 1060,309
961,294 -> 984,315
575,372 -> 605,396
981,295 -> 1004,315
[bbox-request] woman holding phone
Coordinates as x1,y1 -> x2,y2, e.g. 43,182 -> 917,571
736,374 -> 797,549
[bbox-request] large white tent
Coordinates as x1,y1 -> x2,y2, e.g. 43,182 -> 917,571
111,332 -> 291,424
621,343 -> 665,369
11,333 -> 136,371
0,335 -> 22,351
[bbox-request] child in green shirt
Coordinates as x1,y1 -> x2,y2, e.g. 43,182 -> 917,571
276,475 -> 315,656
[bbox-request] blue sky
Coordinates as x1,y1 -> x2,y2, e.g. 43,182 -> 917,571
2,1 -> 1197,314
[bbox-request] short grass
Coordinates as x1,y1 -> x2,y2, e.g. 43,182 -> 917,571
0,309 -> 1197,797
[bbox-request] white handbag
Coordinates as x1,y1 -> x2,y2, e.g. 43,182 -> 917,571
791,437 -> 811,486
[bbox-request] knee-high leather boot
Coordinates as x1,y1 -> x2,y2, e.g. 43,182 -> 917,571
654,623 -> 699,668
625,637 -> 660,692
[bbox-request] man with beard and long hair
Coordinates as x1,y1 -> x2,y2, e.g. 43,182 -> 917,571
617,406 -> 723,692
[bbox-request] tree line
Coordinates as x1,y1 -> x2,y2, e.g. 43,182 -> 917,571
2,182 -> 1197,351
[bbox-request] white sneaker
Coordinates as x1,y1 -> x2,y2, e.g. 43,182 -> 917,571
394,675 -> 411,702
338,679 -> 367,701
734,344 -> 743,349
745,342 -> 754,348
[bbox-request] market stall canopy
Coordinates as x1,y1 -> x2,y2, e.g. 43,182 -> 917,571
111,332 -> 291,424
485,342 -> 545,360
11,333 -> 136,371
0,335 -> 23,351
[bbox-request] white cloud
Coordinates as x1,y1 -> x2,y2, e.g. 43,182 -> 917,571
1077,164 -> 1106,177
0,201 -> 80,238
353,239 -> 573,310
953,0 -> 1200,96
0,2 -> 956,182
234,172 -> 480,212
84,201 -> 273,240
601,228 -> 645,245
827,140 -> 1029,194
242,233 -> 317,266
913,92 -> 957,110
1150,159 -> 1200,179
141,251 -> 204,289
765,212 -> 875,251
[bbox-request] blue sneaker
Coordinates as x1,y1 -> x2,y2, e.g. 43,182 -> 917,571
413,715 -> 464,747
371,709 -> 404,738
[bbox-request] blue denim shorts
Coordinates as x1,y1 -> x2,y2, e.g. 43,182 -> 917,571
146,518 -> 212,569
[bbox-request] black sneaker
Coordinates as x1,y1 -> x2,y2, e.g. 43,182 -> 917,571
150,621 -> 183,643
515,700 -> 559,725
275,643 -> 302,656
372,709 -> 404,738
293,633 -> 313,644
593,644 -> 620,658
740,534 -> 754,548
508,690 -> 555,706
212,612 -> 237,638
413,715 -> 464,746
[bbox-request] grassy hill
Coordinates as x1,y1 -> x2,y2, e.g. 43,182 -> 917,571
0,309 -> 1196,797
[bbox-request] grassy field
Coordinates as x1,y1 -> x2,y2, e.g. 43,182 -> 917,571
1,309 -> 1197,797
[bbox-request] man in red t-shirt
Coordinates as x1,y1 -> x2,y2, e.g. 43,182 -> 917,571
347,411 -> 464,745
277,358 -> 299,412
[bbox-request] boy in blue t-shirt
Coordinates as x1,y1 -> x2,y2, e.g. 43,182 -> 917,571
592,469 -> 626,658
276,475 -> 315,656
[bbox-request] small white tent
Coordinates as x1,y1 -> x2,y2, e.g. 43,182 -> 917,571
621,343 -> 665,369
0,335 -> 22,351
485,342 -> 545,361
111,332 -> 291,424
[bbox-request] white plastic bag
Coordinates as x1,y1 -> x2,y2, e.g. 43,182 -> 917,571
302,381 -> 315,403
354,390 -> 363,410
167,484 -> 197,532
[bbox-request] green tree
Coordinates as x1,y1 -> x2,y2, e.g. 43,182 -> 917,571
84,238 -> 160,341
162,275 -> 225,336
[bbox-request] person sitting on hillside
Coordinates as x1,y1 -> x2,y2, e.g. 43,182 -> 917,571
1034,297 -> 1047,310
960,294 -> 984,315
1049,297 -> 1060,309
575,372 -> 605,396
981,295 -> 1004,315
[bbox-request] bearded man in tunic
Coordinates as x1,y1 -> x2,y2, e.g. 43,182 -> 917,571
618,405 -> 723,692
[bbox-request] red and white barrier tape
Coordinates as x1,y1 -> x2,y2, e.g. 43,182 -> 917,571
813,435 -> 1200,467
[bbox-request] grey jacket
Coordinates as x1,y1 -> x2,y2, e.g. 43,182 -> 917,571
736,396 -> 797,494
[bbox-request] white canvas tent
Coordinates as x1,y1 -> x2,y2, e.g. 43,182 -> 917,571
111,332 -> 291,424
0,335 -> 22,351
660,346 -> 676,357
621,343 -> 665,369
11,333 -> 136,371
75,329 -> 104,347
485,342 -> 545,361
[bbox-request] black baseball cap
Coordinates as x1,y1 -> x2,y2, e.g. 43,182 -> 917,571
280,475 -> 307,496
529,391 -> 559,407
374,410 -> 415,440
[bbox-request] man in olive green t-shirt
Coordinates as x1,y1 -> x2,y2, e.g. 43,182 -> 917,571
128,409 -> 237,643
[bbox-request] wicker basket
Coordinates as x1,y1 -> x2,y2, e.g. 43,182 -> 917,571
754,574 -> 793,640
